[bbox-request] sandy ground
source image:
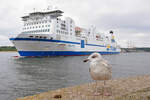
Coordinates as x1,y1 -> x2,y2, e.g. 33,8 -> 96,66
16,75 -> 150,100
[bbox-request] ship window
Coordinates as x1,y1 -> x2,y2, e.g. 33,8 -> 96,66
48,29 -> 50,32
45,25 -> 47,27
39,26 -> 41,28
48,25 -> 50,27
43,37 -> 47,39
42,25 -> 44,27
39,36 -> 42,38
29,36 -> 33,38
35,36 -> 39,38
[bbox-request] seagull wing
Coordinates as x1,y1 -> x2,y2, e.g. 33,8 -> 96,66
101,60 -> 112,72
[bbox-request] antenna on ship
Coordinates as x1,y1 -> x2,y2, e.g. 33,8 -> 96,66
46,0 -> 55,11
47,5 -> 53,11
33,8 -> 36,12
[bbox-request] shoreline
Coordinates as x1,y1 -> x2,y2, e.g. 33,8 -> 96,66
0,51 -> 17,52
16,75 -> 150,100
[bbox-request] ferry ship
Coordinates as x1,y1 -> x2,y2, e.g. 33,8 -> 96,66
10,8 -> 121,56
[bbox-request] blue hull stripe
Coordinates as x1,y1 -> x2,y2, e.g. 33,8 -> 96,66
10,38 -> 106,47
18,51 -> 120,56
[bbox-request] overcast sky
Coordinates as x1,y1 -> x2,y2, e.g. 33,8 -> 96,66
0,0 -> 150,47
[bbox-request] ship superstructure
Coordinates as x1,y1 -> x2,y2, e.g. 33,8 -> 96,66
10,9 -> 121,56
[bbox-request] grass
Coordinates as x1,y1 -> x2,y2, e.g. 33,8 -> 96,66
0,46 -> 17,51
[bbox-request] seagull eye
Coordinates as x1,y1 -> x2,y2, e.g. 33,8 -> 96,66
92,55 -> 97,58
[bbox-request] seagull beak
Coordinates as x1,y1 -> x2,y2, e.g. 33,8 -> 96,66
83,59 -> 89,62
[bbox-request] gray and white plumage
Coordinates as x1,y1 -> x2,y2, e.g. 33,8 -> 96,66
84,52 -> 112,81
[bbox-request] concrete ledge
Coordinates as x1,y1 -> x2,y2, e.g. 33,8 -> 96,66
16,75 -> 150,100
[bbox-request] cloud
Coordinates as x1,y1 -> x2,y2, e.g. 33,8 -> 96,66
0,0 -> 150,47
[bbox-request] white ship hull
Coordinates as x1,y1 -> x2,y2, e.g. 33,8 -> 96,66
10,35 -> 120,56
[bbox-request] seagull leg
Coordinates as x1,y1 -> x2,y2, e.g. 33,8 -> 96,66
93,81 -> 102,96
103,80 -> 112,96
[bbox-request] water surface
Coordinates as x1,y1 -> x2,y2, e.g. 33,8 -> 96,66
0,52 -> 150,100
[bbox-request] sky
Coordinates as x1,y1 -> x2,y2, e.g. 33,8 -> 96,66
0,0 -> 150,47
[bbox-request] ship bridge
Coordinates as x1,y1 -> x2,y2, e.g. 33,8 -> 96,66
22,10 -> 64,21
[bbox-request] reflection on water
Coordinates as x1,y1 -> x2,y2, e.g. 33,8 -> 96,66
0,52 -> 150,100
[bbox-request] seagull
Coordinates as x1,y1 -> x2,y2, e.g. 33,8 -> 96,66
83,52 -> 112,96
